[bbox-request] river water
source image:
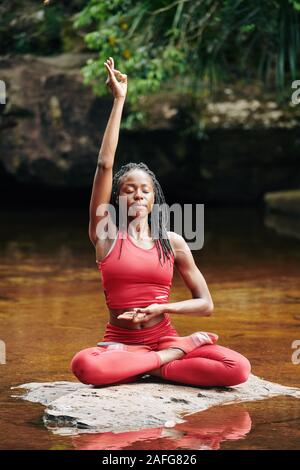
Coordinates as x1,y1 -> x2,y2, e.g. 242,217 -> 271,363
0,207 -> 299,450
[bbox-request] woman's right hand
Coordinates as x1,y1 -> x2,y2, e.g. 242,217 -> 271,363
104,57 -> 127,99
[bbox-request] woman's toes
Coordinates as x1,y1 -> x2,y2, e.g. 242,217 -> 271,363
192,332 -> 218,346
208,333 -> 218,344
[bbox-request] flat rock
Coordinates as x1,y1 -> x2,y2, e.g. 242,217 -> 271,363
264,189 -> 300,216
12,374 -> 300,436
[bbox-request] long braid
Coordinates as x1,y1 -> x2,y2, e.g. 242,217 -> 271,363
109,162 -> 175,266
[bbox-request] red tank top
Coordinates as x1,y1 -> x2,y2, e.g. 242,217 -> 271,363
96,228 -> 174,309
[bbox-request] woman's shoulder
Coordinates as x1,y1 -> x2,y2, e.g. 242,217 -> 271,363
166,231 -> 184,259
167,231 -> 184,245
166,231 -> 191,258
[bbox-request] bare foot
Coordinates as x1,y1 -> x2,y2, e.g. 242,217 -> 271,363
148,347 -> 185,377
157,331 -> 218,354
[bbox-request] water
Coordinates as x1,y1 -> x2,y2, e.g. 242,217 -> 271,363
0,207 -> 299,450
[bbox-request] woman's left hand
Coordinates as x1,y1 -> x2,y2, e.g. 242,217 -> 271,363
117,303 -> 163,324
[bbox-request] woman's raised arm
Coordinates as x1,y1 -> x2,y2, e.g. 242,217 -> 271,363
88,57 -> 127,246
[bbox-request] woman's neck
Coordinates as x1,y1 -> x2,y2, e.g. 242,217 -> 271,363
127,220 -> 151,240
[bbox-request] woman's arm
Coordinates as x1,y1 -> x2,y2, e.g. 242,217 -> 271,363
89,57 -> 127,246
163,232 -> 214,317
162,297 -> 213,317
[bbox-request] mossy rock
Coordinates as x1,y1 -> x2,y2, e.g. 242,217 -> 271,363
264,189 -> 300,216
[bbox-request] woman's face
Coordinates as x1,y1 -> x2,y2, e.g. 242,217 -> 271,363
118,170 -> 155,219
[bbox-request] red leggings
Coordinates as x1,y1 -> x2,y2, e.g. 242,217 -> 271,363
70,314 -> 251,387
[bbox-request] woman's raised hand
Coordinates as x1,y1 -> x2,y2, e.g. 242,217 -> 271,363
104,57 -> 127,99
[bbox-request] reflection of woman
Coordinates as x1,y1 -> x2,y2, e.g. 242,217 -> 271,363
70,57 -> 251,387
71,409 -> 252,451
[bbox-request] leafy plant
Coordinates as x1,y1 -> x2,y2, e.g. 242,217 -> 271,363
73,0 -> 300,130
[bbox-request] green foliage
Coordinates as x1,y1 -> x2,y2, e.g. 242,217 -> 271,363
73,0 -> 300,130
0,0 -> 87,55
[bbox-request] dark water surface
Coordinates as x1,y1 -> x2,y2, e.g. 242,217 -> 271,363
0,207 -> 299,450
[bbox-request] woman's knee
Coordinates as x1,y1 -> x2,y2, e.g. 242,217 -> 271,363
70,347 -> 104,385
227,355 -> 251,386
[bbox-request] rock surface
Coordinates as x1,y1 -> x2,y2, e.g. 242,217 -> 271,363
12,374 -> 300,436
264,189 -> 300,216
264,211 -> 300,240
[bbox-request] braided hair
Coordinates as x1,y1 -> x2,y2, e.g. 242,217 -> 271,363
109,162 -> 175,266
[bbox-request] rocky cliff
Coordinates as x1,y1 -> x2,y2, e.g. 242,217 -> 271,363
1,54 -> 299,206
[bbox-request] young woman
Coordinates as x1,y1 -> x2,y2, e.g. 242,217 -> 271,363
70,57 -> 251,387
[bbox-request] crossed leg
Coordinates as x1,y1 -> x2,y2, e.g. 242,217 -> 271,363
149,344 -> 251,387
70,347 -> 164,386
71,343 -> 251,387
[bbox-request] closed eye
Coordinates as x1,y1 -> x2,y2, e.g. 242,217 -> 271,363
125,190 -> 150,194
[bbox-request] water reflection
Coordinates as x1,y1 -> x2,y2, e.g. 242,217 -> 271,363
70,407 -> 251,451
264,211 -> 300,241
